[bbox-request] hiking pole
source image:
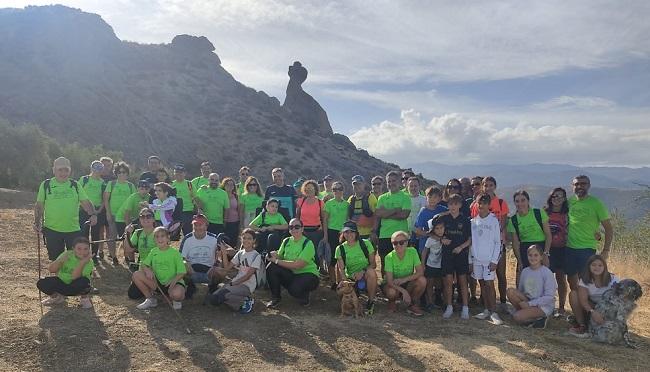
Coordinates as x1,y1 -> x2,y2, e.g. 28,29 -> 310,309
154,281 -> 192,335
89,234 -> 126,245
36,231 -> 43,316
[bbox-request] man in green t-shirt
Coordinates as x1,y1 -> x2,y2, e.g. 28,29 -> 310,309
34,157 -> 98,261
375,171 -> 411,275
381,231 -> 426,316
264,218 -> 320,308
171,164 -> 195,236
194,173 -> 229,235
191,161 -> 212,191
236,166 -> 250,196
78,160 -> 107,259
566,175 -> 613,290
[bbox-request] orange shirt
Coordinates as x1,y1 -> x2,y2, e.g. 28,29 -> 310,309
297,197 -> 323,227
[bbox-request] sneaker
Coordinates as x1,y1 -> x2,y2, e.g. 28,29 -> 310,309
79,297 -> 93,309
91,287 -> 100,294
266,298 -> 281,309
240,297 -> 255,314
474,309 -> 491,320
136,297 -> 158,310
172,301 -> 182,310
460,306 -> 470,320
365,300 -> 375,315
443,305 -> 454,319
407,305 -> 424,316
387,301 -> 397,313
42,295 -> 65,306
553,308 -> 566,319
528,317 -> 548,329
489,312 -> 504,325
569,324 -> 590,338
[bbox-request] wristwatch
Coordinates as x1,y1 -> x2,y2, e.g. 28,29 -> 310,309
274,259 -> 279,265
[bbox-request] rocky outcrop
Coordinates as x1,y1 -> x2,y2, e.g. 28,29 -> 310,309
283,61 -> 333,136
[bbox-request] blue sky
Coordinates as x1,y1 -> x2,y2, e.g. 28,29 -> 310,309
7,1 -> 650,166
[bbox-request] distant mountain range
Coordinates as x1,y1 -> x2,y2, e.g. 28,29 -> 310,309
408,162 -> 650,190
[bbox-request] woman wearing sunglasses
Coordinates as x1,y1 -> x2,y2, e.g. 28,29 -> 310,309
265,218 -> 320,308
381,231 -> 426,316
126,208 -> 158,299
239,176 -> 264,227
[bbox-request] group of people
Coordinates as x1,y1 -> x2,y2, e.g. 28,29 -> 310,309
34,155 -> 620,337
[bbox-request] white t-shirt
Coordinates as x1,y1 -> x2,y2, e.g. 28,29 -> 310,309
579,274 -> 619,304
231,249 -> 262,293
470,213 -> 502,265
424,237 -> 443,269
179,232 -> 219,267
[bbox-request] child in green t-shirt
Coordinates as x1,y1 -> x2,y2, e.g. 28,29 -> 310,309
37,236 -> 95,309
131,227 -> 187,310
249,198 -> 289,253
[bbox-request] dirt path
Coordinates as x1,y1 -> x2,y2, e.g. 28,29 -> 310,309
1,207 -> 649,371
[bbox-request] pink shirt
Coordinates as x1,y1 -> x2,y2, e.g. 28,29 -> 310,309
297,197 -> 323,227
225,195 -> 239,223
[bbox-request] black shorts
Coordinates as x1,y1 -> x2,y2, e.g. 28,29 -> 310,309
424,266 -> 443,279
549,246 -> 566,273
378,238 -> 393,259
441,248 -> 469,276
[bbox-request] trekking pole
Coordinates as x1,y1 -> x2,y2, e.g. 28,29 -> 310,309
89,233 -> 127,245
36,232 -> 43,316
155,281 -> 192,335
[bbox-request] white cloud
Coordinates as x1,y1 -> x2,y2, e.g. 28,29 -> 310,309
531,96 -> 617,110
349,109 -> 650,167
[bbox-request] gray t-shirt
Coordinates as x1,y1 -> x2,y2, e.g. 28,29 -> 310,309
180,232 -> 219,267
518,265 -> 557,316
424,237 -> 443,269
231,249 -> 262,293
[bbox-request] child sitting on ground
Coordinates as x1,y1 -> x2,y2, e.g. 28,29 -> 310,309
507,244 -> 557,328
209,228 -> 262,314
420,215 -> 449,312
37,236 -> 94,309
131,226 -> 187,310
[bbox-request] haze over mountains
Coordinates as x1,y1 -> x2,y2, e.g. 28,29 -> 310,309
0,5 -> 396,183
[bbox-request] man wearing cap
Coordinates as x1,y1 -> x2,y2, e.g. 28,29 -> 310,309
375,171 -> 412,275
264,168 -> 297,219
347,175 -> 378,241
139,155 -> 163,185
236,166 -> 251,197
34,157 -> 98,261
191,161 -> 212,191
194,173 -> 229,235
171,164 -> 195,236
179,214 -> 221,298
319,175 -> 335,202
79,161 -> 107,261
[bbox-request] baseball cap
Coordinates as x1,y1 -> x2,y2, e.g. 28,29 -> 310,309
351,175 -> 364,184
323,175 -> 334,181
174,164 -> 186,171
138,180 -> 150,188
53,157 -> 71,170
427,215 -> 444,232
192,214 -> 208,225
341,220 -> 358,233
91,161 -> 104,172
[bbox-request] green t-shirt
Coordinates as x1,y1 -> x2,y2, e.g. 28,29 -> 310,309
507,208 -> 549,242
236,182 -> 246,196
105,180 -> 135,223
195,186 -> 229,224
240,193 -> 264,213
141,246 -> 187,285
324,198 -> 350,231
130,228 -> 156,262
36,178 -> 89,232
56,251 -> 94,284
567,195 -> 610,249
318,190 -> 333,200
191,176 -> 209,191
172,179 -> 195,212
376,190 -> 411,238
334,239 -> 375,278
78,176 -> 105,207
250,211 -> 287,227
278,236 -> 319,276
384,247 -> 421,280
119,192 -> 149,223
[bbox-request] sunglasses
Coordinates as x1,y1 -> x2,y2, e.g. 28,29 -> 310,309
392,240 -> 408,246
139,214 -> 154,219
248,183 -> 258,187
289,225 -> 303,230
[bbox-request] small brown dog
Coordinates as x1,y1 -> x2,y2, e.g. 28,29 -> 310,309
337,281 -> 361,318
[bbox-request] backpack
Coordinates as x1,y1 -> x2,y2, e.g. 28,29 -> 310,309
81,175 -> 108,193
107,180 -> 135,202
338,239 -> 370,267
240,250 -> 266,289
42,178 -> 79,201
348,194 -> 373,219
279,236 -> 310,256
511,208 -> 544,241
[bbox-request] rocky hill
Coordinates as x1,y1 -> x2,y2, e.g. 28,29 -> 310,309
0,5 -> 397,183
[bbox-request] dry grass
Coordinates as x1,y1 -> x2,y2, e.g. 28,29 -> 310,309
1,198 -> 650,371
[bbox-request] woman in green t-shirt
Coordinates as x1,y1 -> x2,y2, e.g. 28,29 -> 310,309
508,190 -> 552,278
239,176 -> 264,227
124,208 -> 157,270
103,161 -> 135,265
37,236 -> 94,309
323,182 -> 350,282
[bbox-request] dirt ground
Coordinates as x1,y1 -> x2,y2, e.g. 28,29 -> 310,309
1,192 -> 650,371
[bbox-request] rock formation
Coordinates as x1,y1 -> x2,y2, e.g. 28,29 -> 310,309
283,61 -> 333,136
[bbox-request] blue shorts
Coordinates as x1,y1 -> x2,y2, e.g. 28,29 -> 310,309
565,247 -> 596,276
549,247 -> 566,273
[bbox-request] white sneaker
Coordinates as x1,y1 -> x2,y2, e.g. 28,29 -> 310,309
474,309 -> 490,320
42,295 -> 65,306
79,297 -> 93,309
443,305 -> 453,319
172,301 -> 182,310
136,297 -> 158,310
490,312 -> 504,325
460,306 -> 470,320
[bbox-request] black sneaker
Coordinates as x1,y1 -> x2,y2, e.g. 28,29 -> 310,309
266,298 -> 281,309
528,317 -> 548,329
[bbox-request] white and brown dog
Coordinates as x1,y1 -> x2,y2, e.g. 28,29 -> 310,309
337,281 -> 361,318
